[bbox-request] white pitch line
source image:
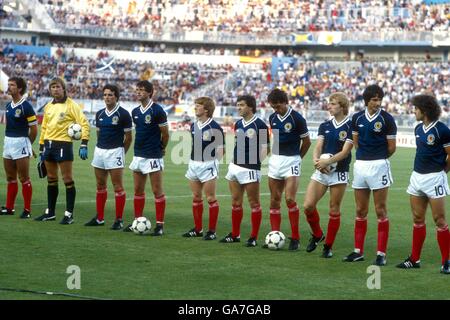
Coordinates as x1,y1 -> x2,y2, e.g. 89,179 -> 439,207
31,187 -> 408,207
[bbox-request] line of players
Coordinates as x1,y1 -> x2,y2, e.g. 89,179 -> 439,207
2,76 -> 450,274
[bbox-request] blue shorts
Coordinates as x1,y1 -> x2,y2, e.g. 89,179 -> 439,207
43,140 -> 74,162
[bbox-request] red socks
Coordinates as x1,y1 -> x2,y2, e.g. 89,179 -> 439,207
6,180 -> 32,212
96,188 -> 108,221
155,194 -> 166,225
325,212 -> 341,248
6,180 -> 18,210
21,180 -> 32,212
288,202 -> 300,240
377,218 -> 389,255
115,189 -> 126,220
411,224 -> 449,265
270,208 -> 281,231
97,188 -> 126,221
411,223 -> 426,262
250,205 -> 262,239
437,225 -> 450,265
229,205 -> 262,239
134,193 -> 145,218
304,207 -> 323,238
192,200 -> 203,232
231,205 -> 243,238
354,217 -> 368,254
208,200 -> 219,232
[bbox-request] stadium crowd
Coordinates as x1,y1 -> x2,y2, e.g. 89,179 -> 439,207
0,50 -> 234,104
38,0 -> 449,36
1,47 -> 448,120
221,59 -> 449,116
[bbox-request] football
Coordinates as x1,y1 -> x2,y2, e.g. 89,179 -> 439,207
319,153 -> 337,173
131,217 -> 152,235
265,231 -> 286,250
68,123 -> 82,140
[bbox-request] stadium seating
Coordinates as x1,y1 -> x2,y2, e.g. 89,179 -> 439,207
1,45 -> 447,120
37,0 -> 449,35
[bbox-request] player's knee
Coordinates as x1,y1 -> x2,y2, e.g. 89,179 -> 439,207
303,201 -> 315,213
271,192 -> 282,202
247,199 -> 260,209
97,182 -> 107,190
413,216 -> 425,225
231,199 -> 242,207
355,207 -> 368,217
62,176 -> 74,185
6,175 -> 16,182
18,176 -> 30,184
434,216 -> 447,228
329,204 -> 341,213
374,205 -> 387,217
47,176 -> 58,184
152,191 -> 164,198
113,185 -> 123,193
65,180 -> 75,188
285,198 -> 296,207
206,195 -> 216,203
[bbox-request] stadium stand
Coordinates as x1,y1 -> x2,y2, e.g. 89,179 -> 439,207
39,0 -> 449,34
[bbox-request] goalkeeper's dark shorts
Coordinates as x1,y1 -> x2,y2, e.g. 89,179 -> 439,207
43,140 -> 74,162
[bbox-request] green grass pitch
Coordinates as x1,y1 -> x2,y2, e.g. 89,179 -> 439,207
0,125 -> 449,300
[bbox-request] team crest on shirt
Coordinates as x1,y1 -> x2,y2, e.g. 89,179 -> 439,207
112,116 -> 119,125
427,134 -> 435,145
246,128 -> 256,139
203,130 -> 211,141
58,112 -> 66,121
339,130 -> 347,141
373,121 -> 382,132
284,123 -> 292,133
144,115 -> 151,124
14,109 -> 22,118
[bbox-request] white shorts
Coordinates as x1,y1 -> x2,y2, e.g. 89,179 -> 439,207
268,154 -> 301,180
352,159 -> 393,190
2,136 -> 32,160
185,159 -> 219,183
225,162 -> 261,184
91,146 -> 125,170
129,157 -> 164,174
407,170 -> 450,199
311,170 -> 349,187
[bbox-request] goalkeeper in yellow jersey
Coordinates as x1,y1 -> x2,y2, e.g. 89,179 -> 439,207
34,78 -> 90,224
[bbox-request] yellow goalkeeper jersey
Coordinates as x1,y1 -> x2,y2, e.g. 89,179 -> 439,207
39,97 -> 90,144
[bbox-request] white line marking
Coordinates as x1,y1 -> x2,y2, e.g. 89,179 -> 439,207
31,187 -> 408,207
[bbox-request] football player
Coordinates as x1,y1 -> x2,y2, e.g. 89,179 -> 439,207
219,95 -> 269,247
343,84 -> 397,266
266,88 -> 311,251
183,97 -> 225,241
34,77 -> 90,224
1,77 -> 38,218
397,94 -> 450,274
303,92 -> 353,258
126,80 -> 169,236
84,84 -> 132,230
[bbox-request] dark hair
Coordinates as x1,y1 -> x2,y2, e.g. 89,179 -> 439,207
267,88 -> 288,104
411,94 -> 441,122
136,80 -> 153,96
362,84 -> 384,106
237,95 -> 257,113
103,84 -> 120,100
9,77 -> 27,95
